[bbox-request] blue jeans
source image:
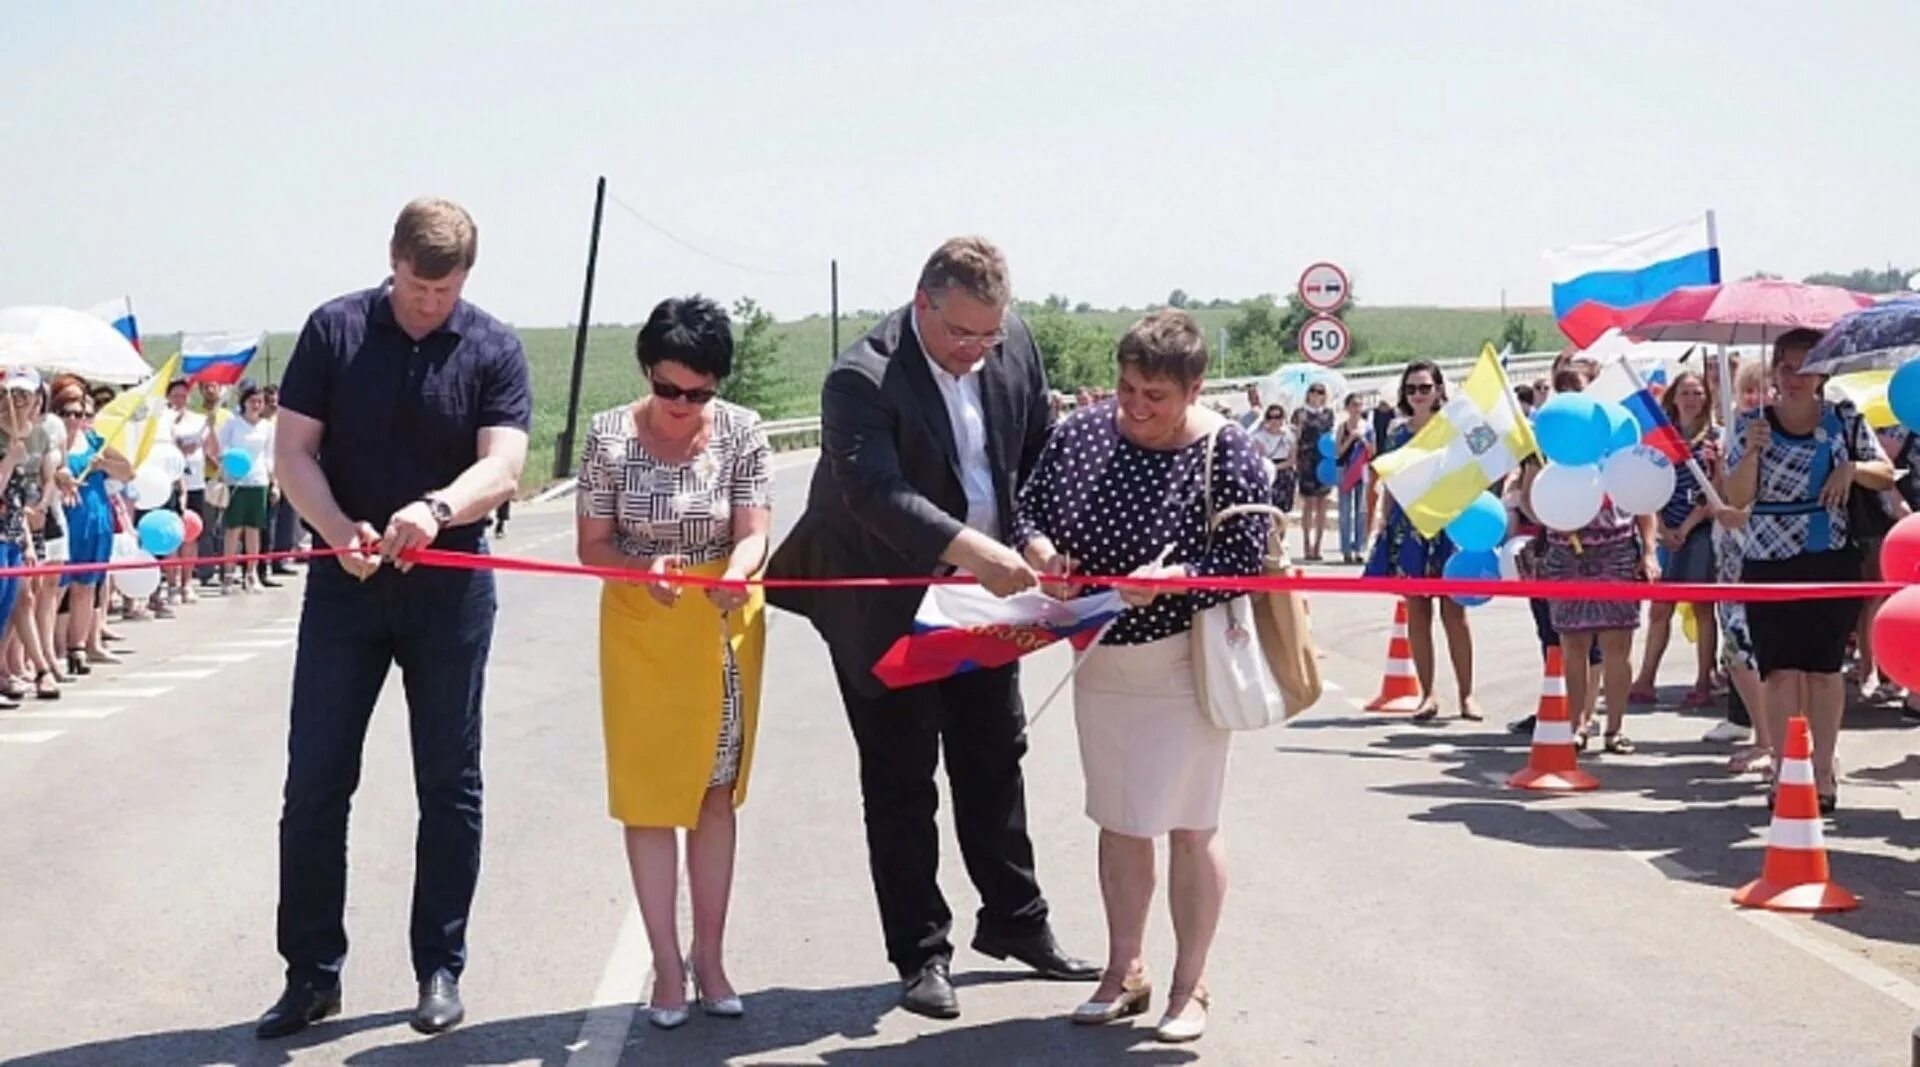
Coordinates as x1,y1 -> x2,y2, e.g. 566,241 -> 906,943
276,554 -> 497,986
1338,482 -> 1368,557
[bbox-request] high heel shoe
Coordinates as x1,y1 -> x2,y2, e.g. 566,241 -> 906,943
66,651 -> 90,677
692,969 -> 744,1018
1154,986 -> 1210,1043
1071,974 -> 1152,1025
646,963 -> 690,1030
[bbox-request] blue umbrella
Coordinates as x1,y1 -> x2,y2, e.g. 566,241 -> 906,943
1801,297 -> 1920,374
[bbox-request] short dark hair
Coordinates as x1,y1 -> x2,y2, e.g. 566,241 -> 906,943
167,379 -> 189,394
1396,360 -> 1447,415
1515,384 -> 1536,407
238,382 -> 263,405
636,296 -> 734,378
1774,327 -> 1824,360
1115,309 -> 1208,386
1553,369 -> 1585,393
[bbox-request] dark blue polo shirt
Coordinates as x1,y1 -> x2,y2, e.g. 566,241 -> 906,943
278,283 -> 532,550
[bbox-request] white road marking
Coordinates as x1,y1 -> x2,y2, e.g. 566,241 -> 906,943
564,907 -> 647,1067
178,653 -> 256,664
0,730 -> 62,744
69,687 -> 172,700
1321,679 -> 1344,692
1547,809 -> 1607,831
1739,910 -> 1920,1012
1480,771 -> 1509,787
1643,855 -> 1705,881
125,669 -> 218,682
7,706 -> 125,720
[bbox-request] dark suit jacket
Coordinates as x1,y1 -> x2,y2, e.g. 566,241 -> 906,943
766,305 -> 1053,697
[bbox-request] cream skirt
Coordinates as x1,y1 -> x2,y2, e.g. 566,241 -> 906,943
1074,632 -> 1230,838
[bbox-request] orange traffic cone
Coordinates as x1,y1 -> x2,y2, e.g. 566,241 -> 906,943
1508,646 -> 1598,791
1363,600 -> 1423,713
1733,717 -> 1857,912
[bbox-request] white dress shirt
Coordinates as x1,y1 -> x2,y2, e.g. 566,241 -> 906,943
911,311 -> 999,537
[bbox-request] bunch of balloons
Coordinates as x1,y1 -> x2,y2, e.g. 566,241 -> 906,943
1874,514 -> 1920,691
125,443 -> 188,511
1528,392 -> 1677,532
1440,492 -> 1507,607
1314,433 -> 1337,487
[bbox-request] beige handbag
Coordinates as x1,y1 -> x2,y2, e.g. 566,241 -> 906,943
1190,431 -> 1324,728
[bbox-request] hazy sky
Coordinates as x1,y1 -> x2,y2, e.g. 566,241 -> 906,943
3,1 -> 1914,333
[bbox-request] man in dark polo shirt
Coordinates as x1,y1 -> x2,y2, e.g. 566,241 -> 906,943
255,197 -> 531,1040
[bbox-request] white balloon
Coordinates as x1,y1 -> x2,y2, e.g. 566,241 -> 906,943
114,549 -> 162,600
1602,444 -> 1678,516
1497,535 -> 1532,581
111,531 -> 140,560
1530,462 -> 1605,532
147,442 -> 187,481
128,464 -> 173,508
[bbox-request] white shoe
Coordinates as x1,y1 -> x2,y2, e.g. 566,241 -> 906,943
1703,720 -> 1752,744
1154,988 -> 1210,1043
647,964 -> 691,1030
693,972 -> 744,1018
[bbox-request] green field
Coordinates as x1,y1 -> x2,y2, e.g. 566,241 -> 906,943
138,304 -> 1558,493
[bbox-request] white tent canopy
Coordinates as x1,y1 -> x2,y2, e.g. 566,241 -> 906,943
0,305 -> 154,385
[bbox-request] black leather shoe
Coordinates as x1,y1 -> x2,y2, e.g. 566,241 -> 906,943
254,979 -> 342,1040
411,970 -> 465,1034
972,928 -> 1101,980
900,959 -> 959,1019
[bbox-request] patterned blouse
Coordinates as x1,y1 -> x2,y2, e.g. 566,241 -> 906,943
1724,401 -> 1884,562
577,400 -> 772,563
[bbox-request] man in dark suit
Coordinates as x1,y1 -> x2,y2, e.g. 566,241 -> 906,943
768,237 -> 1097,1018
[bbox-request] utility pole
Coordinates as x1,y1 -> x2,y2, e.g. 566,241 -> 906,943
830,259 -> 840,359
555,175 -> 607,480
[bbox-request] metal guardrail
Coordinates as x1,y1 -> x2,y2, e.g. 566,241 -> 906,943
760,350 -> 1563,452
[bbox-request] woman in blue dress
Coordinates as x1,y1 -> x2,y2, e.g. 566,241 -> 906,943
51,383 -> 132,676
1363,361 -> 1481,721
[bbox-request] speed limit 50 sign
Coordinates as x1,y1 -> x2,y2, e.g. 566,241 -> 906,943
1298,315 -> 1351,366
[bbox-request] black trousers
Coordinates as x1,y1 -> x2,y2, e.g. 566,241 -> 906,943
276,558 -> 497,987
833,658 -> 1050,976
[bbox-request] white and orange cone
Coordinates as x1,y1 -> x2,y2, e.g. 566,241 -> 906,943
1363,600 -> 1423,713
1507,646 -> 1598,791
1732,717 -> 1857,913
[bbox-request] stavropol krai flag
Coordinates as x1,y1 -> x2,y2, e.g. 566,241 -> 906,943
1371,344 -> 1538,538
1585,358 -> 1691,463
95,352 -> 183,468
1545,213 -> 1721,348
872,585 -> 1126,690
180,330 -> 260,385
83,298 -> 140,352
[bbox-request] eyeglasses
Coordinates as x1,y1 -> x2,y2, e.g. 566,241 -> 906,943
58,409 -> 88,419
1406,383 -> 1436,395
1265,412 -> 1285,421
650,377 -> 717,405
933,313 -> 1007,350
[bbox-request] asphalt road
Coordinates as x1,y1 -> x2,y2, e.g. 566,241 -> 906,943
2,451 -> 1916,1066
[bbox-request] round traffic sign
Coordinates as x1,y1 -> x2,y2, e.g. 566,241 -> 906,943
1298,315 -> 1351,366
1297,262 -> 1351,313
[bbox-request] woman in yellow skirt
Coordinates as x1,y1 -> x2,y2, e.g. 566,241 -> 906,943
575,296 -> 771,1030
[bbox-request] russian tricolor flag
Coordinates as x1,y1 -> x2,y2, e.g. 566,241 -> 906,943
872,585 -> 1126,690
1586,359 -> 1691,464
1545,214 -> 1721,349
180,331 -> 260,385
84,298 -> 141,353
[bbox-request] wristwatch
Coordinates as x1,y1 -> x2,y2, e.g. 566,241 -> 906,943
421,495 -> 454,527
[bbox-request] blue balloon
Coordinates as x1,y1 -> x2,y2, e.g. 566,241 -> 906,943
1534,394 -> 1608,467
1445,492 -> 1507,554
137,509 -> 185,557
1442,548 -> 1501,607
1598,401 -> 1638,456
1891,360 -> 1920,432
221,450 -> 254,481
1317,432 -> 1336,458
1316,457 -> 1337,484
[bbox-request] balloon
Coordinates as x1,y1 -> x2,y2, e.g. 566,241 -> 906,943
127,464 -> 173,509
1317,433 -> 1336,459
111,532 -> 139,561
1444,492 -> 1507,553
1533,394 -> 1608,467
1597,401 -> 1638,456
1317,457 -> 1337,484
113,550 -> 162,600
136,509 -> 185,557
147,442 -> 187,481
1871,586 -> 1920,690
1497,535 -> 1531,581
1442,548 -> 1500,607
1881,513 -> 1920,583
1530,462 -> 1605,532
182,508 -> 204,544
1891,360 -> 1920,432
221,450 -> 254,482
1601,444 -> 1678,516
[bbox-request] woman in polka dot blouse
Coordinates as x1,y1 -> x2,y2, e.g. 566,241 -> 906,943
1013,310 -> 1270,1044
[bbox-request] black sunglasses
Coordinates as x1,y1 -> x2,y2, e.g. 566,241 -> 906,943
1406,383 -> 1436,395
59,409 -> 88,418
650,377 -> 717,405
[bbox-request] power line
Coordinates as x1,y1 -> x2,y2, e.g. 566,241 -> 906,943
603,191 -> 816,279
